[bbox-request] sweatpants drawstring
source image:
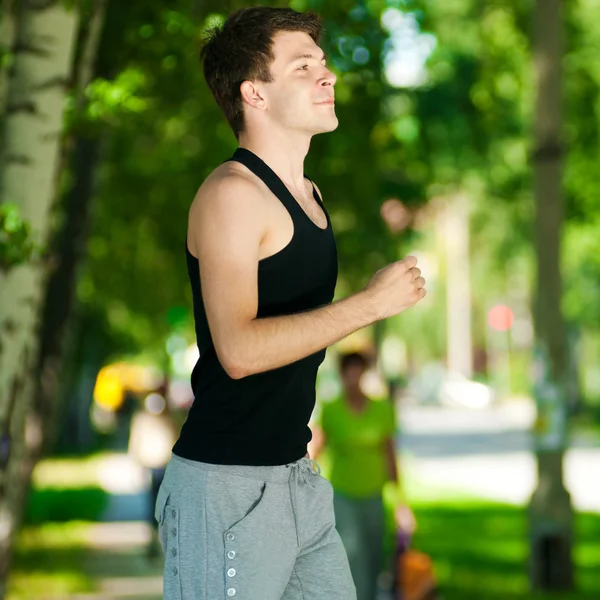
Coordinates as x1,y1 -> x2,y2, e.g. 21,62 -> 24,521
286,457 -> 321,546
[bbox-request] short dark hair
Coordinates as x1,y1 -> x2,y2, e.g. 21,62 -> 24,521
339,352 -> 368,373
200,7 -> 322,138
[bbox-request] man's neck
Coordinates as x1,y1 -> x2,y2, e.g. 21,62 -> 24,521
238,128 -> 312,192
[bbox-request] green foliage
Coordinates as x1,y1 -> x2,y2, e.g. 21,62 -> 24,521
0,204 -> 39,271
84,69 -> 150,121
561,0 -> 600,328
51,0 -> 600,361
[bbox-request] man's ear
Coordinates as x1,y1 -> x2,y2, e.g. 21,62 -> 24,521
240,80 -> 267,110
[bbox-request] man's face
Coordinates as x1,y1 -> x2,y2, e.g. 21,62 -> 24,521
260,31 -> 338,135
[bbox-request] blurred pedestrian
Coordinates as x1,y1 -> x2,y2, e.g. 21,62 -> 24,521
310,351 -> 414,600
129,387 -> 179,557
113,389 -> 137,450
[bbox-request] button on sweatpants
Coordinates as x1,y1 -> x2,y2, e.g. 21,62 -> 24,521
155,453 -> 357,600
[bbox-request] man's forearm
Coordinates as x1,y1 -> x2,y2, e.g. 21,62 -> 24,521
222,290 -> 378,378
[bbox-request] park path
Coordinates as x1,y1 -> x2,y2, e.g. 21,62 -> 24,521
399,399 -> 600,512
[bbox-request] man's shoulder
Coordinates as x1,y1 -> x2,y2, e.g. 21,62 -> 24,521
196,162 -> 263,202
190,162 -> 267,220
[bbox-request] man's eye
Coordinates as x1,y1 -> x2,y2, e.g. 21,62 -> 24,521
298,64 -> 309,71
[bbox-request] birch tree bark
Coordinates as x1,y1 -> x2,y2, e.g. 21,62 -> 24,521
0,0 -> 79,593
0,0 -> 16,115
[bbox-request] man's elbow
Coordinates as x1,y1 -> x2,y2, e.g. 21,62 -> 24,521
224,362 -> 249,380
217,345 -> 252,380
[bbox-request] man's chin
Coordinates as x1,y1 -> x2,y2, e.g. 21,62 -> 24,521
314,117 -> 339,134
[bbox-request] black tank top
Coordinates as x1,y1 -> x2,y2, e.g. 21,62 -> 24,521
172,148 -> 338,466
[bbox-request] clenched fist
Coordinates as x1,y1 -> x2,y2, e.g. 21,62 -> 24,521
364,256 -> 426,320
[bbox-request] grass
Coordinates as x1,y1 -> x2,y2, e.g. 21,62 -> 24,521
408,500 -> 600,600
10,500 -> 599,600
8,522 -> 93,599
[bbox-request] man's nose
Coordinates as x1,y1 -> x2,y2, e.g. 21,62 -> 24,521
320,68 -> 336,87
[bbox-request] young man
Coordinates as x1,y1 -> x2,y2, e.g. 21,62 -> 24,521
155,7 -> 426,600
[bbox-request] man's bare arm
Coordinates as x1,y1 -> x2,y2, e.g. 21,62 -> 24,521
190,175 -> 425,379
226,293 -> 377,378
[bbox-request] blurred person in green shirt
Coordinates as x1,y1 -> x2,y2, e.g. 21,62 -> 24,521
310,351 -> 412,600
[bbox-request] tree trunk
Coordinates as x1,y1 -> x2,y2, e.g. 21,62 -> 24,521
528,0 -> 574,591
443,194 -> 473,379
0,1 -> 79,594
0,0 -> 16,115
34,136 -> 102,454
34,0 -> 108,456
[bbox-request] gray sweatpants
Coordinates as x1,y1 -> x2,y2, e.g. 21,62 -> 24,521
155,453 -> 357,600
